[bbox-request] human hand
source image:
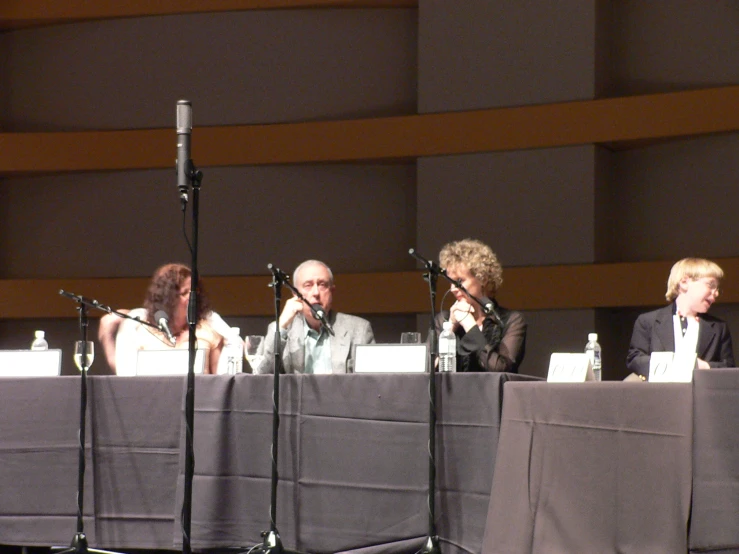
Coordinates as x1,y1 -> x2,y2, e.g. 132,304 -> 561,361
450,300 -> 476,332
279,297 -> 304,330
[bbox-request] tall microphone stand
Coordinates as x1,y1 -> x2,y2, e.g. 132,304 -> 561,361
176,97 -> 203,554
243,264 -> 302,554
55,293 -> 124,554
406,249 -> 503,554
408,249 -> 443,554
180,155 -> 202,554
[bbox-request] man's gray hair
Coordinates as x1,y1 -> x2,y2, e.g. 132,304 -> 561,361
293,259 -> 334,285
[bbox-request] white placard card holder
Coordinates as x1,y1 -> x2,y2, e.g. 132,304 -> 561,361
547,353 -> 595,383
353,344 -> 428,373
0,349 -> 63,377
648,351 -> 697,383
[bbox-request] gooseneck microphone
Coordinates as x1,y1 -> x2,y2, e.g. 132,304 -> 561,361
267,263 -> 290,283
176,100 -> 192,207
59,289 -> 99,307
154,310 -> 177,346
311,303 -> 335,336
480,296 -> 503,326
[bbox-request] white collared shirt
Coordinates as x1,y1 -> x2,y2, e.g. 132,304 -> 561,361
673,313 -> 699,355
303,321 -> 332,374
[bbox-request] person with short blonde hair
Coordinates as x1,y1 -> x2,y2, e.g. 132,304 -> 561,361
436,238 -> 526,373
665,258 -> 724,302
627,257 -> 734,379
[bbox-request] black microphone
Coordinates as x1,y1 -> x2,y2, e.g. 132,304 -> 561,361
409,248 -> 445,276
176,100 -> 192,206
267,263 -> 290,283
480,296 -> 503,326
58,289 -> 100,307
154,310 -> 176,346
310,303 -> 335,336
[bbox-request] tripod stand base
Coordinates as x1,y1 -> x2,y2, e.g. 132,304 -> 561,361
53,533 -> 125,554
239,530 -> 304,554
421,535 -> 441,554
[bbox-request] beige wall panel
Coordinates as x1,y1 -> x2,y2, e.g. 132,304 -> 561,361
606,133 -> 739,262
0,9 -> 417,131
0,163 -> 417,278
418,0 -> 599,112
611,1 -> 739,96
416,146 -> 597,267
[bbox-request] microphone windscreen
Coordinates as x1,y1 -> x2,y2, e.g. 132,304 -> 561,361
176,100 -> 192,133
154,310 -> 169,323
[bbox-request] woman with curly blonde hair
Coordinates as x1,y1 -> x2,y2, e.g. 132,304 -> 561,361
437,238 -> 526,373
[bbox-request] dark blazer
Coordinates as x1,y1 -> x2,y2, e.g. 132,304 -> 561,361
626,304 -> 735,379
257,311 -> 375,374
435,302 -> 526,373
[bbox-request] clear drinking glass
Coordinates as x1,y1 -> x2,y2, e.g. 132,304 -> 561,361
245,335 -> 265,370
400,332 -> 421,344
73,341 -> 95,372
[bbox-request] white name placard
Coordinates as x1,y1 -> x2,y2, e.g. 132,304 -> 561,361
649,351 -> 696,383
353,344 -> 427,373
547,353 -> 594,383
0,349 -> 62,377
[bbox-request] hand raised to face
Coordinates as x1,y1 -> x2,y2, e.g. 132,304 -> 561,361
279,297 -> 305,330
449,299 -> 476,332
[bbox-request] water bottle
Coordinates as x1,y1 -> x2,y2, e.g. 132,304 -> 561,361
585,332 -> 602,381
31,330 -> 49,351
438,321 -> 457,373
224,327 -> 243,375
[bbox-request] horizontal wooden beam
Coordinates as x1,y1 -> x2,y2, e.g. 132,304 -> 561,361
0,0 -> 416,29
3,258 -> 739,319
2,86 -> 739,175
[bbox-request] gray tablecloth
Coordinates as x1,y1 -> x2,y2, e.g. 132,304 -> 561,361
691,370 -> 739,554
0,372 -> 534,552
483,381 -> 693,554
0,376 -> 183,549
176,373 -> 536,554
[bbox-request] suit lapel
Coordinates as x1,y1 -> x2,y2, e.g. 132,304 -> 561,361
285,316 -> 305,373
655,306 -> 675,352
697,318 -> 717,360
330,313 -> 350,373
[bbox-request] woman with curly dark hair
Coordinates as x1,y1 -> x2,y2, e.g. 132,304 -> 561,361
99,263 -> 224,375
435,238 -> 527,373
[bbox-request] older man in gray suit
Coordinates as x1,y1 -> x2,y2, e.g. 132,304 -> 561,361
256,259 -> 375,374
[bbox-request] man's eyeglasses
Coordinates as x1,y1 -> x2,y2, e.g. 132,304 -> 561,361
299,280 -> 331,292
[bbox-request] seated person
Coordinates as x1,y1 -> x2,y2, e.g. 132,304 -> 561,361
98,263 -> 224,375
255,259 -> 375,374
626,257 -> 734,379
435,238 -> 526,373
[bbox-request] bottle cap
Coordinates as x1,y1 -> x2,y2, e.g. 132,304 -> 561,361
588,333 -> 598,341
442,321 -> 453,331
34,330 -> 45,339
